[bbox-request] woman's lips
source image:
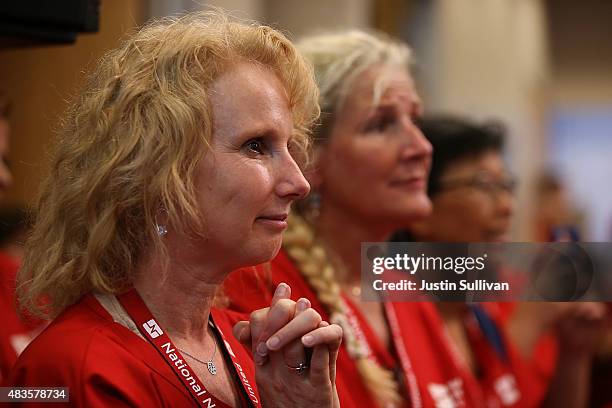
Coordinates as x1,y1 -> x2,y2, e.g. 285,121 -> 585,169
255,213 -> 288,230
389,177 -> 427,190
486,230 -> 510,243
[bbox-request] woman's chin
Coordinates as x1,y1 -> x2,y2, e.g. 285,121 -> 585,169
241,240 -> 283,267
404,195 -> 433,220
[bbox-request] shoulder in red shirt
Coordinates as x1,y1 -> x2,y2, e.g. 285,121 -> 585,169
6,294 -> 259,407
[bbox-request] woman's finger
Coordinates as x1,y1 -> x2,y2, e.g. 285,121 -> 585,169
259,298 -> 296,342
280,298 -> 311,372
265,307 -> 322,351
253,298 -> 296,362
307,325 -> 342,386
259,284 -> 295,344
254,299 -> 308,375
304,323 -> 342,384
249,308 -> 269,343
232,320 -> 251,346
308,344 -> 331,386
270,282 -> 291,307
249,307 -> 270,365
301,323 -> 343,350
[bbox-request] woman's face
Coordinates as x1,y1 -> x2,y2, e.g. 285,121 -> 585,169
421,150 -> 514,242
189,63 -> 310,272
315,65 -> 432,228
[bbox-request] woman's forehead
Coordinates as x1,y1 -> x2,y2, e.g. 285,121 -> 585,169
209,63 -> 292,140
343,65 -> 416,111
442,151 -> 506,177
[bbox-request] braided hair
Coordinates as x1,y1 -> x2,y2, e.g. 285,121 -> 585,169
281,30 -> 417,407
284,213 -> 404,407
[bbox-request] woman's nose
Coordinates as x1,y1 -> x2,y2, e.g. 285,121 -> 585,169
276,154 -> 310,201
399,121 -> 433,163
495,189 -> 514,218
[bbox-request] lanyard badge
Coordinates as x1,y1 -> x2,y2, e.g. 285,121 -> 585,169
118,288 -> 259,408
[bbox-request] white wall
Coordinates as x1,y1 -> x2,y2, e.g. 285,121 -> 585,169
406,0 -> 550,240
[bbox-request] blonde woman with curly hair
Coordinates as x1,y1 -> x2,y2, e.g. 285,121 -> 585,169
224,30 -> 432,408
7,12 -> 344,407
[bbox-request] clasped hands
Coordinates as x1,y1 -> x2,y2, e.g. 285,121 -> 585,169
233,283 -> 342,408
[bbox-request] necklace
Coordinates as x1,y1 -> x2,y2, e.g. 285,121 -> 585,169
179,340 -> 218,375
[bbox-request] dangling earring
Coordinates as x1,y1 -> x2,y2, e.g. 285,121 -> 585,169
155,206 -> 168,236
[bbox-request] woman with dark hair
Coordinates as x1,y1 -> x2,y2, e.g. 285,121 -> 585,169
393,115 -> 606,408
395,116 -> 513,243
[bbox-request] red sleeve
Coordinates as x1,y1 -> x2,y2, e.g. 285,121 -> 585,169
0,252 -> 44,382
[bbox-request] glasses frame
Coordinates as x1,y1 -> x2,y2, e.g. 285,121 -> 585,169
437,171 -> 517,196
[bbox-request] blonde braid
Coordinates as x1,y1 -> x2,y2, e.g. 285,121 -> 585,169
283,213 -> 404,408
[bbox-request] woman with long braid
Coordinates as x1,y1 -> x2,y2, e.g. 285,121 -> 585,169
225,30 -> 431,408
224,29 -> 606,407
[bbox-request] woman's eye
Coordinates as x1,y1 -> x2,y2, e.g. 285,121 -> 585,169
245,138 -> 265,154
365,115 -> 396,133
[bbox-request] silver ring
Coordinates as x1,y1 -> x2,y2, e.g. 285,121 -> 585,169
285,361 -> 309,374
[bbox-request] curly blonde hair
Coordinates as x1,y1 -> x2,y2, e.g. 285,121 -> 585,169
283,31 -> 414,408
19,11 -> 319,319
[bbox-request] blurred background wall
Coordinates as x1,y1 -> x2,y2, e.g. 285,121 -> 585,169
0,0 -> 145,205
545,0 -> 612,241
1,0 -> 610,240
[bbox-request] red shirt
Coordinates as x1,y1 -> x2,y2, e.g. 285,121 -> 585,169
0,252 -> 43,383
391,301 -> 548,407
493,302 -> 558,398
225,253 -> 401,408
224,250 -> 549,408
5,294 -> 259,407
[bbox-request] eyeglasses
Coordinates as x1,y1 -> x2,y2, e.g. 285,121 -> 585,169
438,172 -> 517,196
